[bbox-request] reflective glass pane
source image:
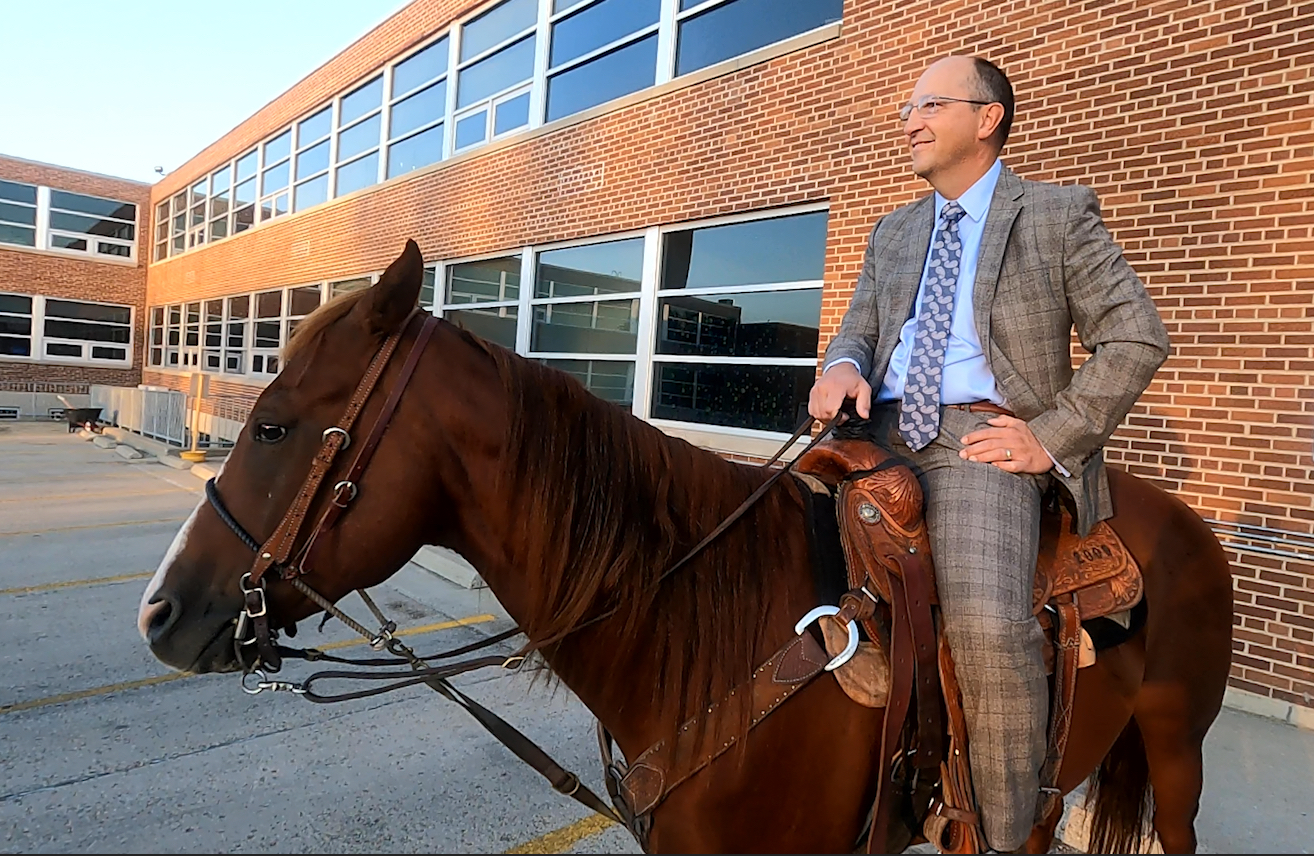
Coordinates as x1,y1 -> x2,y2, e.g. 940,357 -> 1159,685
295,140 -> 330,180
264,129 -> 292,162
0,179 -> 37,205
50,235 -> 89,251
676,0 -> 843,76
97,242 -> 131,258
48,212 -> 136,241
255,290 -> 281,318
190,180 -> 207,205
210,191 -> 229,218
334,153 -> 379,197
390,80 -> 446,139
46,299 -> 132,325
443,305 -> 518,348
209,219 -> 228,241
650,362 -> 815,433
0,224 -> 35,246
47,342 -> 82,357
535,238 -> 643,298
494,91 -> 530,136
289,286 -> 322,316
420,268 -> 436,311
461,0 -> 535,62
661,211 -> 828,290
387,124 -> 444,178
262,161 -> 290,194
91,345 -> 127,361
546,34 -> 657,122
454,111 -> 487,149
49,191 -> 136,221
293,176 -> 329,211
0,316 -> 32,335
393,37 -> 449,97
340,76 -> 382,125
550,0 -> 659,67
234,205 -> 255,233
298,107 -> 332,145
543,358 -> 635,406
227,296 -> 249,319
234,177 -> 257,206
457,35 -> 534,108
554,0 -> 591,14
210,167 -> 231,194
44,319 -> 131,344
446,257 -> 520,304
254,321 -> 280,348
531,299 -> 639,354
236,149 -> 258,181
0,201 -> 37,226
0,335 -> 31,356
656,289 -> 820,358
0,294 -> 33,313
338,113 -> 381,161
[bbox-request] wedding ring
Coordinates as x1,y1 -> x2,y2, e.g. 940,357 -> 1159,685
1005,449 -> 1013,460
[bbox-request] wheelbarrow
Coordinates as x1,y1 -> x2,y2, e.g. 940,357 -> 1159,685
64,407 -> 103,433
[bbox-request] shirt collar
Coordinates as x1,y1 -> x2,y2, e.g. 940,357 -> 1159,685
934,158 -> 1003,224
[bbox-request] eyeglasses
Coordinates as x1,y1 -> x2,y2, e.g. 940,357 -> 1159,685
899,95 -> 995,122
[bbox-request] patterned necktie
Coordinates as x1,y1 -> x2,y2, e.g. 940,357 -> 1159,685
899,200 -> 968,451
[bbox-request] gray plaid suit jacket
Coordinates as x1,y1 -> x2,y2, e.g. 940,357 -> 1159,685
823,165 -> 1171,536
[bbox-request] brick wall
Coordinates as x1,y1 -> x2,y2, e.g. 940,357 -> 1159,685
142,0 -> 1314,708
0,155 -> 152,389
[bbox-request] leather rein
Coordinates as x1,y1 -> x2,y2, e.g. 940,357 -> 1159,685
204,307 -> 843,840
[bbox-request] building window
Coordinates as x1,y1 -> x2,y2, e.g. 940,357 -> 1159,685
0,181 -> 38,249
329,276 -> 373,299
0,293 -> 34,356
650,209 -> 827,433
0,296 -> 134,365
334,77 -> 384,198
208,166 -> 231,242
674,0 -> 842,76
546,0 -> 660,122
41,190 -> 138,260
260,129 -> 293,223
187,179 -> 208,249
233,149 -> 258,234
154,201 -> 170,261
454,0 -> 537,151
530,237 -> 644,405
442,255 -> 521,348
387,37 -> 449,179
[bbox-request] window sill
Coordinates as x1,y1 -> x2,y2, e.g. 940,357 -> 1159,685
0,354 -> 133,368
652,418 -> 814,463
0,242 -> 140,267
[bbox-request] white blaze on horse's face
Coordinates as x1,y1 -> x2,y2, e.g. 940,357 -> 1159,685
137,498 -> 204,641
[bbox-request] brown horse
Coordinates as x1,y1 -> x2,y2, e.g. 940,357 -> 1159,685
138,241 -> 1233,854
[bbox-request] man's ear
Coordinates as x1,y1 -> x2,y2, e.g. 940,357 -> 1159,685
351,239 -> 424,336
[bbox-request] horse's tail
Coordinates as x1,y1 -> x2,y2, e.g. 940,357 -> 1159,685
1083,716 -> 1154,853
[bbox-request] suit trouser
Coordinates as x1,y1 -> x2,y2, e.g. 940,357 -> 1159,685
866,404 -> 1048,851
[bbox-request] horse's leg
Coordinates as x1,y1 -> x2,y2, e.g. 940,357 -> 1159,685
1022,796 -> 1065,854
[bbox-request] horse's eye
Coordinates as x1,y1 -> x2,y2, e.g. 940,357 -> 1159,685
253,423 -> 287,444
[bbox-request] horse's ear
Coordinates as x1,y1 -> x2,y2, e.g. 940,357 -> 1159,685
353,239 -> 424,335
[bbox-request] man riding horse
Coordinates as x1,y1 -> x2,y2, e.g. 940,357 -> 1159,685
808,55 -> 1171,852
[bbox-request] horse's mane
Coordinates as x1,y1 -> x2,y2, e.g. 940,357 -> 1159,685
472,336 -> 806,720
283,290 -> 369,365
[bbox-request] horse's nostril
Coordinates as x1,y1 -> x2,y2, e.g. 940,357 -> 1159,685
143,593 -> 181,645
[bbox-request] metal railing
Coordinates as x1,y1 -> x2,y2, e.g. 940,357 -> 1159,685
89,385 -> 249,449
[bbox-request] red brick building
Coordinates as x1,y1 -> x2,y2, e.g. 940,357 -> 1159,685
0,155 -> 150,418
9,0 -> 1314,721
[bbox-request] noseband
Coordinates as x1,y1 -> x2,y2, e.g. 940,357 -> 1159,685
207,309 -> 438,670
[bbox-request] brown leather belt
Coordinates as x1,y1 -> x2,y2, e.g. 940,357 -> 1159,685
944,401 -> 1015,418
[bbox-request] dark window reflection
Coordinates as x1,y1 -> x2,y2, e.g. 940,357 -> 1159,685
661,211 -> 828,290
676,0 -> 843,76
445,305 -> 518,349
656,288 -> 820,358
546,34 -> 657,122
531,299 -> 638,354
550,0 -> 659,67
651,362 -> 816,434
447,257 -> 520,304
542,358 -> 635,406
535,238 -> 644,298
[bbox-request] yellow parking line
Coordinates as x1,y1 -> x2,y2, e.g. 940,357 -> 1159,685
0,517 -> 189,537
0,571 -> 155,596
506,814 -> 616,854
0,613 -> 499,716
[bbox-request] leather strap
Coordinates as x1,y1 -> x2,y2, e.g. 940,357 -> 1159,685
246,309 -> 422,587
1038,595 -> 1081,819
923,634 -> 986,853
615,630 -> 831,817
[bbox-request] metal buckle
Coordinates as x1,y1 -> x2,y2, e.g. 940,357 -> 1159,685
332,480 -> 358,507
793,605 -> 859,671
322,426 -> 351,450
239,572 -> 267,618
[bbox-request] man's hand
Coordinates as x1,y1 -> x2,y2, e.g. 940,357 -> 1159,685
809,362 -> 872,421
959,415 -> 1053,474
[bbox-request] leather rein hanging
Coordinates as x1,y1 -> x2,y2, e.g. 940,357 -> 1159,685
205,305 -> 844,842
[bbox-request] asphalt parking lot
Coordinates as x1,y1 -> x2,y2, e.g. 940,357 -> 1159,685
0,422 -> 638,854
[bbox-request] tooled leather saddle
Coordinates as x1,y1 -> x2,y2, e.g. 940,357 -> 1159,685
792,438 -> 1145,854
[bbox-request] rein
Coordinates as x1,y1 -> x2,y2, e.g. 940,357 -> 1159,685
204,306 -> 843,837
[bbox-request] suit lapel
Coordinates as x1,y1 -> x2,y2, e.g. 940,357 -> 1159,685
971,166 -> 1024,347
874,196 -> 935,375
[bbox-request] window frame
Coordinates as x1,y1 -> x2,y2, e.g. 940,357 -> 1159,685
1,294 -> 134,367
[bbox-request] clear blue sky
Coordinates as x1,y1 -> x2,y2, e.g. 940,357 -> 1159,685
0,0 -> 410,184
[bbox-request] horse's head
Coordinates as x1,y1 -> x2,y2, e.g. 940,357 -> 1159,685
138,240 -> 476,673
